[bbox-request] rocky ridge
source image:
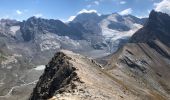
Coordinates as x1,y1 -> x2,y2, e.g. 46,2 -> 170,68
29,50 -> 141,100
106,10 -> 170,100
30,49 -> 169,100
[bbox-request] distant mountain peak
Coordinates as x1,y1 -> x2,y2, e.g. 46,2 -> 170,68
130,10 -> 170,46
147,10 -> 170,28
72,12 -> 100,22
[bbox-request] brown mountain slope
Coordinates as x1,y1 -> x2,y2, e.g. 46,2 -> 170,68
106,42 -> 170,100
106,10 -> 170,100
30,50 -> 160,100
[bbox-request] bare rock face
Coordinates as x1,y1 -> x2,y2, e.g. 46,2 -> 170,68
130,10 -> 170,46
29,52 -> 79,99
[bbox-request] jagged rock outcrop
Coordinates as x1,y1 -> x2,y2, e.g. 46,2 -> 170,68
30,52 -> 78,99
21,17 -> 85,41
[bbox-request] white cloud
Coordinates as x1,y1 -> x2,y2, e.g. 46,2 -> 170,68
77,9 -> 98,14
16,10 -> 22,15
34,13 -> 43,18
154,0 -> 170,15
67,9 -> 100,22
119,8 -> 133,15
67,16 -> 76,21
120,1 -> 126,4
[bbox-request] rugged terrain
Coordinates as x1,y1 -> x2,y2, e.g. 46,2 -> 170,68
29,10 -> 170,100
30,50 -> 157,100
0,11 -> 146,100
106,10 -> 170,100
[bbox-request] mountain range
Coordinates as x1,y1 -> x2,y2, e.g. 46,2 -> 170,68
1,10 -> 170,100
29,10 -> 170,100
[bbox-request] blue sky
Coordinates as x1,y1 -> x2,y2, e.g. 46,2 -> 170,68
0,0 -> 162,21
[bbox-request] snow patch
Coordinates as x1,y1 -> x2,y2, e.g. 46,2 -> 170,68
100,16 -> 142,38
10,26 -> 20,35
119,8 -> 133,15
99,14 -> 143,52
34,65 -> 46,70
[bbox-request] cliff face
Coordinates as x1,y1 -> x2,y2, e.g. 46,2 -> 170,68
20,17 -> 85,41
